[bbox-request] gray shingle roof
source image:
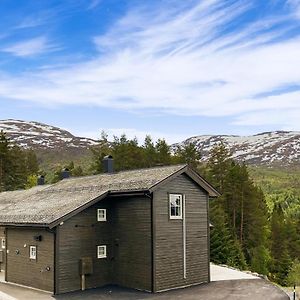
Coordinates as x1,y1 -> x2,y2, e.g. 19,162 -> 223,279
0,164 -> 187,226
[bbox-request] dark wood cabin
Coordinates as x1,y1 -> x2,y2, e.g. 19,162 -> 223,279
0,164 -> 219,294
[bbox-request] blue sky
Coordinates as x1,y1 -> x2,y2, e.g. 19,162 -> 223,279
1,0 -> 300,143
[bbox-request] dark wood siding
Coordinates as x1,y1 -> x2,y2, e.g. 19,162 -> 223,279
153,173 -> 209,291
0,227 -> 5,272
112,196 -> 152,291
6,227 -> 54,292
56,199 -> 113,294
56,196 -> 152,294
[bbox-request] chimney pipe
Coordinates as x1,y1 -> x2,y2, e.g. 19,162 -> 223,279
62,168 -> 70,179
103,155 -> 114,173
37,175 -> 45,186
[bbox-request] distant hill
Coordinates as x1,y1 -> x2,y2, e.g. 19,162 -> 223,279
1,119 -> 300,167
0,119 -> 99,169
174,131 -> 300,166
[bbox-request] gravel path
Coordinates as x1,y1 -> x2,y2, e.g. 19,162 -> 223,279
210,264 -> 260,281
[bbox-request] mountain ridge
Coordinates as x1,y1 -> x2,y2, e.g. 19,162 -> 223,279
1,119 -> 300,166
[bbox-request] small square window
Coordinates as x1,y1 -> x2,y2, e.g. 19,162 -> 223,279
97,209 -> 107,221
97,245 -> 107,258
29,246 -> 37,260
169,194 -> 183,219
1,238 -> 5,249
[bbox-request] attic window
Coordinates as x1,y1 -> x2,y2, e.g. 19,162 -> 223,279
169,194 -> 183,219
29,246 -> 37,260
97,245 -> 107,259
97,209 -> 107,221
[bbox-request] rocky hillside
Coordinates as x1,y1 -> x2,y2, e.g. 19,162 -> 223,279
176,131 -> 300,166
1,119 -> 300,167
0,119 -> 98,150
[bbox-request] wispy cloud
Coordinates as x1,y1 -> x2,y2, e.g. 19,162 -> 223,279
1,0 -> 300,129
2,37 -> 58,57
87,0 -> 102,10
287,0 -> 300,18
73,127 -> 191,144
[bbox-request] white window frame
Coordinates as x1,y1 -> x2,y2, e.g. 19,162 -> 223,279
1,238 -> 5,249
97,209 -> 107,221
29,245 -> 37,260
97,245 -> 107,259
169,194 -> 183,219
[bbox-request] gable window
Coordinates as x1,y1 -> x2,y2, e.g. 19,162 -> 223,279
97,245 -> 107,258
1,238 -> 5,249
29,246 -> 37,260
97,209 -> 107,221
169,194 -> 183,219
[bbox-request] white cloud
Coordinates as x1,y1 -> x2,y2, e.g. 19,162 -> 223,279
287,0 -> 300,18
73,127 -> 191,144
87,0 -> 102,10
1,0 -> 300,129
2,37 -> 57,57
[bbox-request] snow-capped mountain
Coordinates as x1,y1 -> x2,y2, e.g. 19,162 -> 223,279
0,119 -> 98,150
176,131 -> 300,166
1,119 -> 300,166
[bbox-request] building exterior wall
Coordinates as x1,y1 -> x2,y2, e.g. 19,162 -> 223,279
6,227 -> 54,292
112,196 -> 152,291
0,227 -> 5,272
56,195 -> 152,294
153,173 -> 209,292
56,198 -> 113,294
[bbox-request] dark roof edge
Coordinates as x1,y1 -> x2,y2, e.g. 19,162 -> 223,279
0,222 -> 48,228
149,164 -> 188,192
185,167 -> 220,197
48,191 -> 109,229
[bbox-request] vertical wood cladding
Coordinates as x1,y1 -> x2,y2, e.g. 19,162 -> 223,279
112,196 -> 152,291
56,196 -> 152,294
0,227 -> 5,271
56,198 -> 112,294
153,173 -> 209,291
6,227 -> 54,292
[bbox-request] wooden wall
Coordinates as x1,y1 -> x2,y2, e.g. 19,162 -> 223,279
153,173 -> 209,292
56,198 -> 113,294
6,227 -> 54,292
0,227 -> 5,272
112,196 -> 152,291
56,195 -> 152,294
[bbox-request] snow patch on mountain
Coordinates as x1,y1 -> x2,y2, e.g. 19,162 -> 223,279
175,131 -> 300,166
0,119 -> 98,150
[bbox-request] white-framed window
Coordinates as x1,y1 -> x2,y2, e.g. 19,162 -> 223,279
97,245 -> 107,259
29,246 -> 37,260
169,194 -> 183,219
97,209 -> 107,221
1,238 -> 5,249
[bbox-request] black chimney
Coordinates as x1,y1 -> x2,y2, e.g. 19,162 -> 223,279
103,155 -> 114,173
37,175 -> 45,185
62,168 -> 70,179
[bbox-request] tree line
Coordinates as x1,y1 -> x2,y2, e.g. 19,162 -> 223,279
0,130 -> 299,287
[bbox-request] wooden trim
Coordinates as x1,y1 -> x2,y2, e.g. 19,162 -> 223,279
207,194 -> 211,282
151,192 -> 156,292
49,192 -> 109,228
149,165 -> 187,193
185,168 -> 220,197
4,227 -> 7,282
53,227 -> 57,295
0,223 -> 48,228
183,194 -> 186,279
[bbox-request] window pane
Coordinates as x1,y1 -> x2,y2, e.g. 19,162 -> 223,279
169,194 -> 182,218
